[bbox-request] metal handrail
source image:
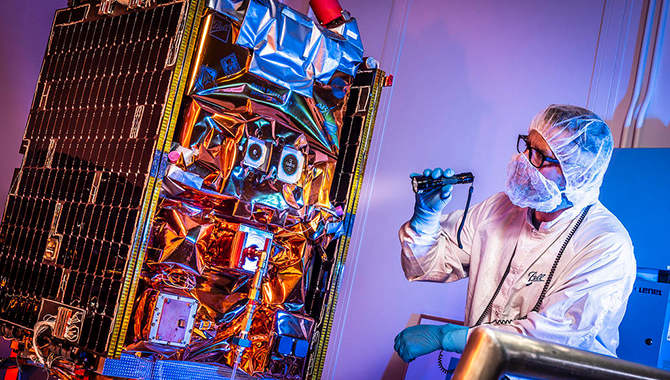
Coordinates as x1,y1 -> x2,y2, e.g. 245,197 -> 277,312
452,327 -> 670,380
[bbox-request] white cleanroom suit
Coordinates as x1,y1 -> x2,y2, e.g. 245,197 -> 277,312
399,191 -> 636,356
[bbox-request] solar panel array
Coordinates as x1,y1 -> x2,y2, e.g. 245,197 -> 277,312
0,1 -> 185,355
0,3 -> 388,378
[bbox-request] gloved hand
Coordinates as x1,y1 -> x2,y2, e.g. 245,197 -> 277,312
394,323 -> 469,362
410,167 -> 455,235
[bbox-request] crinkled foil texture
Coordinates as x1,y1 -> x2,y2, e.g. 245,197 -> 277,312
236,0 -> 363,97
127,5 -> 358,378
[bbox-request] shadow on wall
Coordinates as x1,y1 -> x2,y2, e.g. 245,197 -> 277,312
610,89 -> 670,147
638,118 -> 670,146
328,6 -> 493,380
380,314 -> 421,380
605,7 -> 670,149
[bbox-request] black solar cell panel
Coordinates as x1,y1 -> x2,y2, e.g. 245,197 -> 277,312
0,1 -> 186,356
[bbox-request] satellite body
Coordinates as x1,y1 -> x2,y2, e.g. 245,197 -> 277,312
0,0 -> 386,379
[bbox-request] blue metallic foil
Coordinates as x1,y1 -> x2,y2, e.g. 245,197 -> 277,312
328,20 -> 365,76
207,0 -> 246,22
234,0 -> 363,98
191,80 -> 340,156
167,99 -> 340,219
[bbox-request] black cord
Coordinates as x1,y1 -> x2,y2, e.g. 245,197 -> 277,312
438,205 -> 593,373
472,240 -> 519,327
456,183 -> 474,249
474,204 -> 592,326
438,182 -> 473,375
528,204 -> 591,313
437,350 -> 456,374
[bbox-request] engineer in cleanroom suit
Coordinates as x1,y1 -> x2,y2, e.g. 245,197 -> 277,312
394,105 -> 636,363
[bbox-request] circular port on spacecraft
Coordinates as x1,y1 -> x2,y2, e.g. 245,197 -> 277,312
282,153 -> 299,175
248,143 -> 263,161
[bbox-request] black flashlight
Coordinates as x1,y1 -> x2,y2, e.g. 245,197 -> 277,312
411,172 -> 474,194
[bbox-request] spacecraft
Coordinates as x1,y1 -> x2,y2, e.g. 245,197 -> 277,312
0,0 -> 388,379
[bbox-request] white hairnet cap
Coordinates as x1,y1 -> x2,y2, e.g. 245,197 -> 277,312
529,105 -> 614,207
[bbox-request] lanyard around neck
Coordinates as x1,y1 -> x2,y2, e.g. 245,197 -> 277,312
472,204 -> 593,327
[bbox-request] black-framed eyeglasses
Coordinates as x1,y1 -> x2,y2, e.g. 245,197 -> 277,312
517,134 -> 560,168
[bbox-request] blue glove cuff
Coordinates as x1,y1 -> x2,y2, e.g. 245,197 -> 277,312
409,210 -> 442,236
441,325 -> 469,353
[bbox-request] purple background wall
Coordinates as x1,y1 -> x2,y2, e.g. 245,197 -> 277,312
0,1 -> 60,218
326,0 -> 650,379
0,0 -> 61,374
0,1 -> 666,379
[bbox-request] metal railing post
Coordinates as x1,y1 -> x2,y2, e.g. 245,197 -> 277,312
452,327 -> 670,380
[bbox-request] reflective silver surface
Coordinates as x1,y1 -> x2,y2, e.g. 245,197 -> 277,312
454,327 -> 670,380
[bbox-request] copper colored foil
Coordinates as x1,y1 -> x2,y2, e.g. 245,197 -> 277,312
169,100 -> 339,216
149,199 -> 337,309
129,3 -> 358,378
184,305 -> 314,378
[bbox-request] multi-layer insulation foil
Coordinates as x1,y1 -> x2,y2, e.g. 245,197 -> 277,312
0,1 -> 386,379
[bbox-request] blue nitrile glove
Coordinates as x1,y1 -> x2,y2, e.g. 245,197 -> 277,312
409,167 -> 455,235
394,323 -> 469,362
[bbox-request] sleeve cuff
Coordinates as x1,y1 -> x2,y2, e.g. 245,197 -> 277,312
401,220 -> 441,246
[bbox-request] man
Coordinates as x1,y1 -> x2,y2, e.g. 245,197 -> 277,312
394,105 -> 636,365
